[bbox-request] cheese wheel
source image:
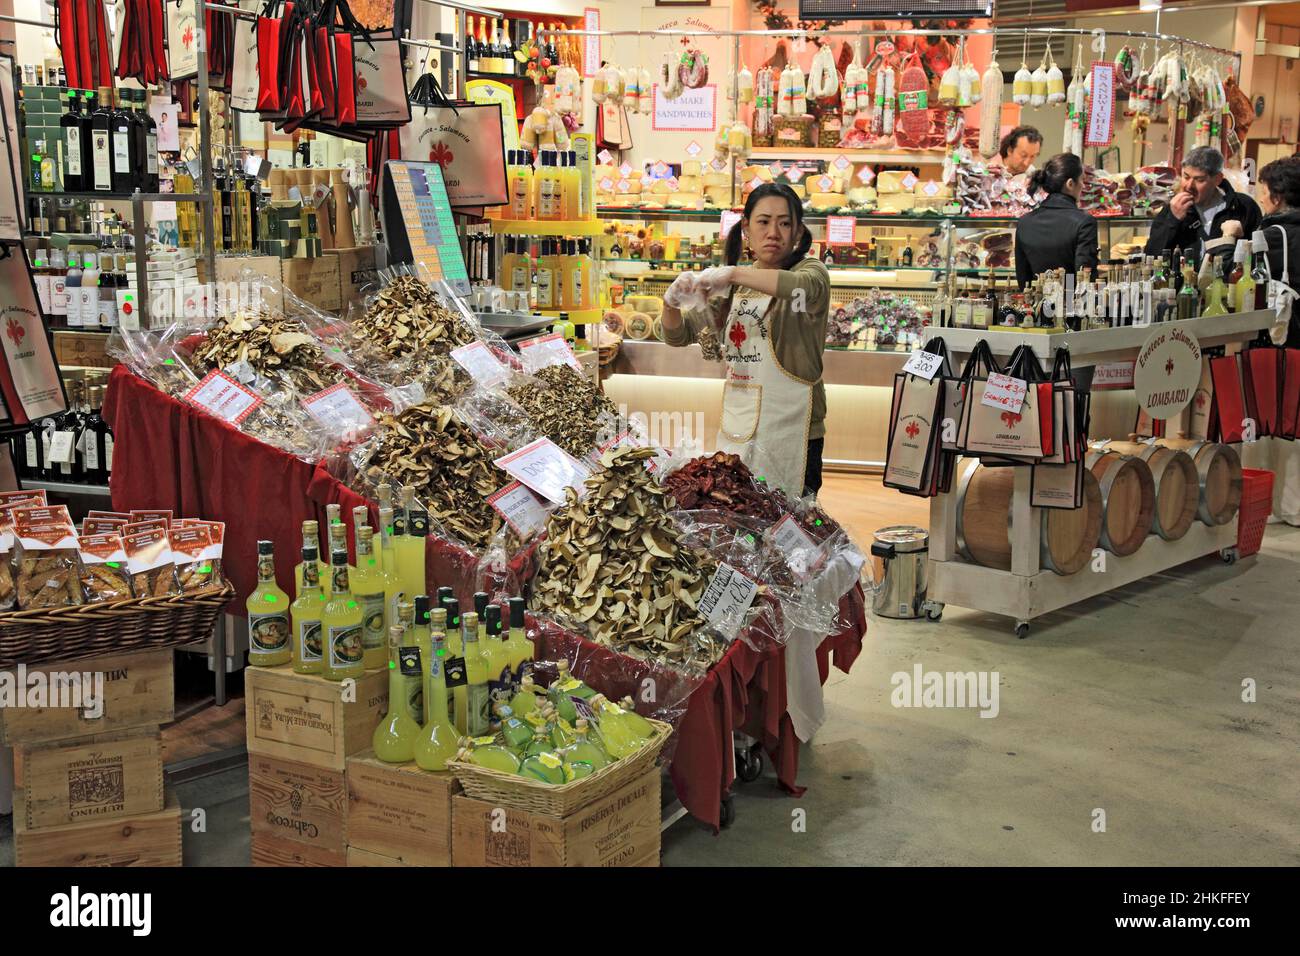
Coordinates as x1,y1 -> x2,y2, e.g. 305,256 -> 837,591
683,160 -> 702,177
702,171 -> 732,188
741,165 -> 774,182
704,185 -> 732,205
669,192 -> 705,208
677,175 -> 702,193
847,186 -> 877,204
628,295 -> 663,315
787,183 -> 806,199
876,170 -> 912,193
809,192 -> 846,211
877,192 -> 917,212
650,180 -> 673,195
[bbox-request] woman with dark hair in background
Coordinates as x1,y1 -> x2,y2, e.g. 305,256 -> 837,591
661,183 -> 831,497
1013,152 -> 1099,290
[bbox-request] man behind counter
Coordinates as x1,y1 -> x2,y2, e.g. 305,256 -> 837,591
1144,146 -> 1261,260
996,125 -> 1043,176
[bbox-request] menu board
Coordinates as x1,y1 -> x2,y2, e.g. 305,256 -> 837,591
380,161 -> 471,295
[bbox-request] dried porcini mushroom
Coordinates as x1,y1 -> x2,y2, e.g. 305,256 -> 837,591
506,365 -> 619,459
188,308 -> 338,396
530,445 -> 725,669
351,276 -> 478,361
663,451 -> 783,521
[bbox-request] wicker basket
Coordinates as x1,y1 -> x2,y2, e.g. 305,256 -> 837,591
0,584 -> 234,668
447,717 -> 672,817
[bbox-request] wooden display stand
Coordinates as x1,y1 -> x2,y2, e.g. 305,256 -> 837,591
248,753 -> 348,865
345,751 -> 459,867
924,311 -> 1274,637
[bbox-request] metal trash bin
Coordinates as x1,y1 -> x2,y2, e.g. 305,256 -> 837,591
870,526 -> 929,619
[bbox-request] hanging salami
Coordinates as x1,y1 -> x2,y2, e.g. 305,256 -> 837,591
894,52 -> 930,148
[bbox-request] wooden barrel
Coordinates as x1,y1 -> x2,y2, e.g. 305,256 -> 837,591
1101,440 -> 1199,541
1085,450 -> 1156,556
1152,438 -> 1243,526
956,461 -> 1103,576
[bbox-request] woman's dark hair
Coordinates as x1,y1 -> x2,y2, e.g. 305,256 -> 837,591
724,183 -> 812,268
1259,157 -> 1300,210
1027,153 -> 1084,197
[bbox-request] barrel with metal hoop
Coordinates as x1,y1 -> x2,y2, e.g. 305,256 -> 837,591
1085,448 -> 1156,556
1151,438 -> 1242,526
1100,440 -> 1198,541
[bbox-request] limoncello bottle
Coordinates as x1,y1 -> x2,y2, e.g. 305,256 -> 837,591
323,503 -> 344,596
510,675 -> 543,719
443,598 -> 463,655
617,695 -> 657,738
321,549 -> 365,681
393,487 -> 427,614
402,597 -> 424,725
376,502 -> 403,630
437,586 -> 454,609
562,717 -> 611,770
414,633 -> 461,771
548,659 -> 596,723
373,626 -> 421,763
461,611 -> 491,737
294,520 -> 325,594
290,545 -> 325,674
247,540 -> 291,667
589,694 -> 651,758
351,520 -> 388,670
524,723 -> 554,758
456,737 -> 522,774
473,590 -> 489,623
519,748 -> 566,784
483,604 -> 513,709
495,703 -> 534,752
427,605 -> 456,727
503,597 -> 533,692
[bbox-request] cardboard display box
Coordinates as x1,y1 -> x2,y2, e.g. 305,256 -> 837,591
345,751 -> 460,867
325,246 -> 380,311
54,330 -> 115,370
1,649 -> 174,746
244,663 -> 388,771
451,768 -> 661,867
282,256 -> 341,313
248,753 -> 348,858
199,254 -> 286,313
21,727 -> 164,830
15,788 -> 182,867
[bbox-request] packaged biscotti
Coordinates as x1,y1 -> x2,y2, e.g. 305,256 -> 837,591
169,525 -> 218,593
123,527 -> 181,598
0,508 -> 21,610
77,532 -> 134,602
82,517 -> 128,536
123,519 -> 170,538
191,520 -> 226,587
87,510 -> 132,521
129,509 -> 174,524
0,489 -> 47,507
13,506 -> 82,609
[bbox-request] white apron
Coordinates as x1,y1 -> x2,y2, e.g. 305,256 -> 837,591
716,291 -> 815,498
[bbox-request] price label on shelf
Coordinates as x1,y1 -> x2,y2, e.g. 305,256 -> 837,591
770,161 -> 785,177
619,163 -> 634,178
487,481 -> 551,538
834,156 -> 851,171
698,563 -> 760,641
183,370 -> 263,425
712,158 -> 728,171
686,141 -> 702,157
518,331 -> 581,372
825,216 -> 856,246
48,431 -> 76,465
617,179 -> 631,193
748,176 -> 765,191
653,160 -> 669,177
858,166 -> 875,184
785,167 -> 805,183
901,172 -> 918,190
980,372 -> 1028,414
922,180 -> 941,197
817,175 -> 834,192
720,209 -> 742,239
450,340 -> 510,386
300,383 -> 374,434
598,149 -> 614,165
600,177 -> 615,191
494,438 -> 592,504
901,349 -> 945,381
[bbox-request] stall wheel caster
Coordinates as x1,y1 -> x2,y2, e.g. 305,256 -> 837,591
1220,547 -> 1239,565
719,795 -> 736,829
924,601 -> 944,622
1015,621 -> 1030,640
736,744 -> 763,783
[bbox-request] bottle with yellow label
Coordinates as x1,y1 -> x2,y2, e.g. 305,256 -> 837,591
460,611 -> 491,737
483,604 -> 513,710
414,632 -> 462,771
247,540 -> 291,666
502,236 -> 531,295
509,150 -> 533,219
534,239 -> 557,310
396,598 -> 420,723
494,703 -> 534,753
547,658 -> 596,723
351,520 -> 388,670
503,598 -> 533,691
373,626 -> 421,763
421,603 -> 448,728
290,545 -> 325,674
320,549 -> 365,681
324,503 -> 348,597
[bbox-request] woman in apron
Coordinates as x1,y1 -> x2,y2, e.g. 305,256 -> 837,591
661,183 -> 831,498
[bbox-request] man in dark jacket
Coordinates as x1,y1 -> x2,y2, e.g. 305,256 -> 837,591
1145,147 -> 1261,260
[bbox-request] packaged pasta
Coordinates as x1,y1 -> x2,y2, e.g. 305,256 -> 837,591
13,506 -> 82,609
124,527 -> 181,598
169,525 -> 219,593
77,532 -> 134,602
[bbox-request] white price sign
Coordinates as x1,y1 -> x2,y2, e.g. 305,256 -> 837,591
748,176 -> 764,191
817,175 -> 834,191
300,383 -> 374,433
183,370 -> 263,425
619,163 -> 634,178
785,168 -> 805,183
857,166 -> 875,184
450,340 -> 509,386
768,514 -> 824,580
697,563 -> 760,641
598,149 -> 614,165
599,177 -> 615,191
901,349 -> 945,381
494,438 -> 592,504
825,216 -> 856,246
686,141 -> 702,157
834,156 -> 851,171
518,332 -> 580,372
720,210 -> 742,241
48,431 -> 76,464
901,172 -> 918,190
651,84 -> 717,132
487,481 -> 551,537
617,180 -> 631,193
980,372 -> 1028,414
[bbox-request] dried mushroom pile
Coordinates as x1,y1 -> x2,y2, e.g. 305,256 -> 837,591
351,275 -> 478,361
365,403 -> 504,546
507,365 -> 619,458
664,452 -> 783,521
188,310 -> 339,395
417,353 -> 472,406
532,446 -> 727,669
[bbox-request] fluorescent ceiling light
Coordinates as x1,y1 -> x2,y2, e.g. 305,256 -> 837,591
1140,0 -> 1163,10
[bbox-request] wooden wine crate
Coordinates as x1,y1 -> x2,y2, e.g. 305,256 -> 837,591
345,751 -> 460,867
244,664 -> 388,771
346,846 -> 411,867
248,753 -> 348,858
451,767 -> 661,868
14,788 -> 182,867
0,648 -> 174,745
251,833 -> 345,867
21,727 -> 164,830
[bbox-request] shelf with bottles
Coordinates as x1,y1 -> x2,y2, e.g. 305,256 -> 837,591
749,146 -> 948,164
26,191 -> 209,203
8,380 -> 115,490
491,218 -> 604,237
596,206 -> 1159,228
18,479 -> 112,498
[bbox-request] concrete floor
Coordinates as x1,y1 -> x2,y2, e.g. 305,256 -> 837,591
3,524 -> 1297,867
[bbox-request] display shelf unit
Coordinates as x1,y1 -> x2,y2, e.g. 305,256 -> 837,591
492,218 -> 605,236
924,310 -> 1276,638
597,207 -> 1159,228
749,146 -> 948,164
609,339 -> 907,387
26,192 -> 207,202
20,479 -> 112,498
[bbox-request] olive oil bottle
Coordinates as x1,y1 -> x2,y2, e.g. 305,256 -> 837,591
373,626 -> 421,763
290,545 -> 325,674
247,540 -> 291,666
320,549 -> 365,681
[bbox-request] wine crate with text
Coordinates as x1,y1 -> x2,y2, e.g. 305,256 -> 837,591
346,751 -> 460,867
451,768 -> 661,868
251,833 -> 346,867
245,664 -> 389,771
21,727 -> 164,830
248,753 -> 348,859
0,649 -> 174,746
346,846 -> 411,867
14,789 -> 182,867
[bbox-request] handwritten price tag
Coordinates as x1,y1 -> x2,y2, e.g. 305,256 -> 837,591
300,383 -> 374,433
487,481 -> 551,537
768,514 -> 824,581
901,349 -> 945,381
697,563 -> 759,641
518,332 -> 580,372
183,370 -> 263,425
494,438 -> 592,504
825,216 -> 856,246
980,372 -> 1028,414
450,340 -> 510,386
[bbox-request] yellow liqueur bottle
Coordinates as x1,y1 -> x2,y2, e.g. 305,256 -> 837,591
494,703 -> 533,752
461,611 -> 491,737
351,519 -> 388,670
423,603 -> 451,728
294,519 -> 325,594
510,675 -> 542,718
443,597 -> 466,729
247,540 -> 291,666
456,736 -> 521,774
394,487 -> 427,617
373,625 -> 421,763
377,501 -> 402,621
291,545 -> 325,674
483,604 -> 512,709
414,632 -> 461,771
562,717 -> 611,770
320,549 -> 365,681
547,658 -> 596,723
589,694 -> 651,758
399,598 -> 422,724
503,597 -> 533,692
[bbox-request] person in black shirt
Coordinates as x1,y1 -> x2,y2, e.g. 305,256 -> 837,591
1144,146 -> 1261,260
1014,153 -> 1099,289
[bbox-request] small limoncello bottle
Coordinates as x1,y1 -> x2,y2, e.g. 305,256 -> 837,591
400,597 -> 422,724
519,747 -> 566,785
323,503 -> 345,596
461,611 -> 491,737
350,520 -> 388,670
294,520 -> 325,594
617,695 -> 657,738
510,675 -> 542,719
483,604 -> 513,708
548,659 -> 596,723
393,487 -> 427,614
247,540 -> 291,667
414,633 -> 461,771
320,549 -> 365,681
456,736 -> 521,774
373,626 -> 421,763
563,717 -> 611,770
589,694 -> 651,758
494,702 -> 533,752
377,501 -> 403,626
503,597 -> 533,692
290,545 -> 325,674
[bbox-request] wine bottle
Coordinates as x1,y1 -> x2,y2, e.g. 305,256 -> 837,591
1250,230 -> 1270,311
466,17 -> 481,73
110,89 -> 135,193
61,91 -> 84,191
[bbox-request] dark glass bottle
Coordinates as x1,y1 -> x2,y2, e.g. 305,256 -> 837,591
82,385 -> 110,485
140,88 -> 159,192
61,91 -> 84,191
109,88 -> 135,193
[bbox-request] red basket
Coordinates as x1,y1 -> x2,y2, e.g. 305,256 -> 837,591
1236,468 -> 1275,558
